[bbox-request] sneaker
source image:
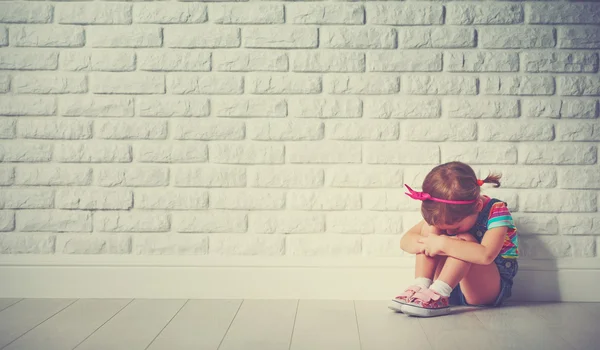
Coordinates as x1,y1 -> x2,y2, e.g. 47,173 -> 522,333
388,285 -> 423,312
401,288 -> 451,317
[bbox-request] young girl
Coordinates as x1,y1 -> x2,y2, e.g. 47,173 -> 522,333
389,161 -> 518,317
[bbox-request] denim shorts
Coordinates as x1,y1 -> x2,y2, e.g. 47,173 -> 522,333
449,258 -> 518,307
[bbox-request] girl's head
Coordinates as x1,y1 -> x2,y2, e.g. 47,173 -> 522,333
419,162 -> 501,234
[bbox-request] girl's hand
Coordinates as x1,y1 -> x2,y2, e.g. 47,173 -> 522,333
417,234 -> 447,257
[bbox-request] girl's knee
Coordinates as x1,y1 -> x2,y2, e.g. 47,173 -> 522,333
456,233 -> 478,242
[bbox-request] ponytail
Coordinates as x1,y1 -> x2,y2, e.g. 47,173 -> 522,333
481,173 -> 502,188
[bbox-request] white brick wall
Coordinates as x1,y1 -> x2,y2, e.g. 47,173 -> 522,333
0,0 -> 599,266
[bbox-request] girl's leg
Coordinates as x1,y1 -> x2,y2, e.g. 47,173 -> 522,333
415,252 -> 439,280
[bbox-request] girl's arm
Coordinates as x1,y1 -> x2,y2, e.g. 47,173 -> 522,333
400,220 -> 441,255
438,227 -> 508,265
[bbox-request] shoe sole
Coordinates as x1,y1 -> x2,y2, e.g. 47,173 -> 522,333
388,300 -> 406,313
400,303 -> 451,317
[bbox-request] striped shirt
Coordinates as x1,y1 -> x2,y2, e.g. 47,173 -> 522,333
487,201 -> 518,259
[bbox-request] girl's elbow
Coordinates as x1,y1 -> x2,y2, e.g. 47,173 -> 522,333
480,253 -> 496,266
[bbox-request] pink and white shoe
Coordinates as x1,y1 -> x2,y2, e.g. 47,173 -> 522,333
401,288 -> 451,317
388,285 -> 423,312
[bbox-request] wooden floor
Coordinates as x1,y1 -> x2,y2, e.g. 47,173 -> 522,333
0,299 -> 598,350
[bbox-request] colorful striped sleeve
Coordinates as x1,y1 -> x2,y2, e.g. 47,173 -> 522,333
487,202 -> 516,230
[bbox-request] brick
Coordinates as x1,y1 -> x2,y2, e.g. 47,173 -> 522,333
249,212 -> 324,234
0,167 -> 14,186
244,27 -> 317,48
520,236 -> 595,259
17,210 -> 91,232
0,2 -> 53,23
96,119 -> 167,140
214,97 -> 286,118
559,27 -> 600,49
57,3 -> 131,24
513,214 -> 559,235
288,190 -> 360,210
368,3 -> 442,25
13,74 -> 87,94
445,98 -> 520,118
0,73 -> 8,92
55,142 -> 131,163
559,122 -> 600,141
210,234 -> 284,256
364,97 -> 440,119
363,235 -> 405,257
174,211 -> 247,233
97,166 -> 169,187
135,143 -> 208,163
0,27 -> 6,47
366,144 -> 440,165
134,189 -> 207,209
326,75 -> 399,94
293,52 -> 364,73
482,76 -> 555,96
447,3 -> 523,25
479,28 -> 555,49
133,3 -> 206,23
328,120 -> 399,140
321,27 -> 395,49
248,74 -> 321,94
165,26 -> 239,48
560,215 -> 600,235
480,121 -> 554,141
173,120 -> 244,140
0,211 -> 14,232
288,142 -> 361,164
286,235 -> 361,256
210,189 -> 285,210
0,142 -> 51,162
493,167 -> 557,189
368,52 -> 441,72
173,166 -> 245,187
523,99 -> 598,119
397,28 -> 475,49
327,212 -> 403,234
168,74 -> 243,94
521,144 -> 596,165
56,188 -> 132,210
57,234 -> 131,254
0,189 -> 53,209
18,119 -> 91,140
524,52 -> 598,73
95,212 -> 170,233
327,166 -> 403,188
138,96 -> 209,118
288,97 -> 361,118
60,50 -> 136,72
61,96 -> 134,117
91,73 -> 165,94
0,50 -> 58,70
405,120 -> 476,141
138,51 -> 210,72
214,51 -> 287,72
288,3 -> 363,24
248,120 -> 323,141
362,190 -> 416,211
484,189 -> 519,212
249,167 -> 323,188
522,191 -> 596,213
0,119 -> 15,139
403,75 -> 477,95
0,234 -> 55,254
15,165 -> 91,186
210,143 -> 284,164
559,77 -> 600,96
446,52 -> 519,72
10,26 -> 84,47
559,168 -> 600,189
132,235 -> 207,255
528,3 -> 600,24
442,144 -> 517,165
212,4 -> 283,24
88,26 -> 162,48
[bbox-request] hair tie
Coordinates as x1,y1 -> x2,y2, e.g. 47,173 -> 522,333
477,179 -> 484,186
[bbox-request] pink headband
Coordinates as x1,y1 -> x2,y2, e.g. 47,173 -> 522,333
404,185 -> 478,205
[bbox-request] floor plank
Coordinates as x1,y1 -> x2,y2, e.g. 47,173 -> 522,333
74,299 -> 185,350
0,299 -> 22,312
146,299 -> 241,350
3,299 -> 131,350
219,300 -> 297,350
473,303 -> 549,330
290,300 -> 360,350
0,299 -> 76,348
355,301 -> 432,350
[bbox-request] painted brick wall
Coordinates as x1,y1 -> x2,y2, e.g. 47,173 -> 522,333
0,0 -> 599,263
